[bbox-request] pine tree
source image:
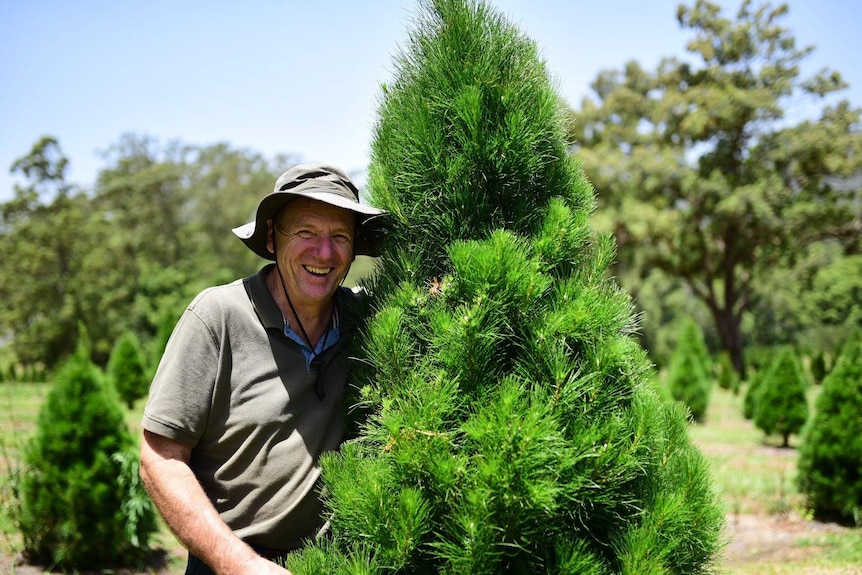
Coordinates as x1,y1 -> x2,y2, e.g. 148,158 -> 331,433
107,330 -> 150,409
684,319 -> 713,380
809,350 -> 828,385
16,334 -> 157,568
287,1 -> 723,573
753,347 -> 809,447
717,351 -> 739,393
797,336 -> 862,525
742,367 -> 763,420
666,321 -> 712,422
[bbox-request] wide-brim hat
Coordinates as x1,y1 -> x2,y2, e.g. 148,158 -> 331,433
232,163 -> 386,259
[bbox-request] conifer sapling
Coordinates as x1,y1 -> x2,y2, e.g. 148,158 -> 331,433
287,1 -> 724,573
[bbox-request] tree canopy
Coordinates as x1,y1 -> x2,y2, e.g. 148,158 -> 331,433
0,135 -> 291,367
570,0 -> 862,375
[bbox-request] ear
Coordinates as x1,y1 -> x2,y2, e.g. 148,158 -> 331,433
265,220 -> 276,255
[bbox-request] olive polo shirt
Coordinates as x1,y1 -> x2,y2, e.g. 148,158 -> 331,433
142,264 -> 364,550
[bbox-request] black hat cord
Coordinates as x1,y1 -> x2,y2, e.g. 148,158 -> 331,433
272,229 -> 332,399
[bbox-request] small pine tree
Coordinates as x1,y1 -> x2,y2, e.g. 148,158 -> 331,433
684,319 -> 713,380
809,350 -> 828,385
666,323 -> 712,422
797,336 -> 862,525
107,330 -> 150,409
753,348 -> 809,447
286,1 -> 724,573
717,351 -> 739,393
742,367 -> 763,420
16,334 -> 157,569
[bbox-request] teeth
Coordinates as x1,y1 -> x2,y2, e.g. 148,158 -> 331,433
305,266 -> 332,275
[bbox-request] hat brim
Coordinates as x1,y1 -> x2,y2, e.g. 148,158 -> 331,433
232,190 -> 387,260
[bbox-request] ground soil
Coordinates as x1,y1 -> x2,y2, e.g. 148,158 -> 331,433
723,512 -> 854,566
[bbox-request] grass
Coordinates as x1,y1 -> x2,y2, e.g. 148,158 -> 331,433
1,379 -> 860,573
689,386 -> 805,516
689,384 -> 862,574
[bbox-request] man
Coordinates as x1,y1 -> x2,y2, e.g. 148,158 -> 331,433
140,164 -> 385,575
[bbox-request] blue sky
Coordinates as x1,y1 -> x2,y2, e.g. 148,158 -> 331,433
2,0 -> 860,201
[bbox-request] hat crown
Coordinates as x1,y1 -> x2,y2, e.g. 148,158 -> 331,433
274,164 -> 360,202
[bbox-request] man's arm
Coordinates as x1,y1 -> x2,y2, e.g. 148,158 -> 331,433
140,430 -> 291,575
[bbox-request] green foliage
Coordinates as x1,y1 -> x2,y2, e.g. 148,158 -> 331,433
798,336 -> 862,525
626,269 -> 715,369
1,134 -> 285,370
288,1 -> 724,573
717,351 -> 739,393
809,350 -> 828,385
742,367 -> 763,420
571,0 -> 862,377
804,254 -> 862,329
750,241 -> 862,354
107,330 -> 150,409
753,348 -> 809,447
14,341 -> 157,568
685,319 -> 713,379
0,138 -> 94,366
666,320 -> 712,422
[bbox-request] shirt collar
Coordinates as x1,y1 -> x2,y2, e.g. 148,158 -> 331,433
246,264 -> 284,330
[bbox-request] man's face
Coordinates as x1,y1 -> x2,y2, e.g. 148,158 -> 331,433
267,197 -> 356,310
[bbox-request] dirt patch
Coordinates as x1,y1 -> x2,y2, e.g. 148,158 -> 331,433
0,545 -> 186,575
723,512 -> 854,565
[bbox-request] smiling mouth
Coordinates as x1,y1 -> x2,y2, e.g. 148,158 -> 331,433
304,265 -> 333,276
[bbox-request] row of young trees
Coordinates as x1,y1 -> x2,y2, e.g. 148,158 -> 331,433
664,316 -> 862,526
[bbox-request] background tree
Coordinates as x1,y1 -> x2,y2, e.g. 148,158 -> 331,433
0,133 -> 286,368
288,0 -> 723,573
742,365 -> 763,420
749,240 -> 862,359
753,347 -> 809,447
14,332 -> 157,568
0,137 -> 92,366
107,330 -> 150,409
717,351 -> 739,393
808,350 -> 827,385
666,320 -> 713,422
797,334 -> 862,525
569,0 -> 862,377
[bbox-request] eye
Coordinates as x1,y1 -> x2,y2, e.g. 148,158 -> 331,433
333,234 -> 353,244
296,229 -> 315,239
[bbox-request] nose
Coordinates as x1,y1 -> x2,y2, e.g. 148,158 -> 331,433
313,235 -> 336,258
